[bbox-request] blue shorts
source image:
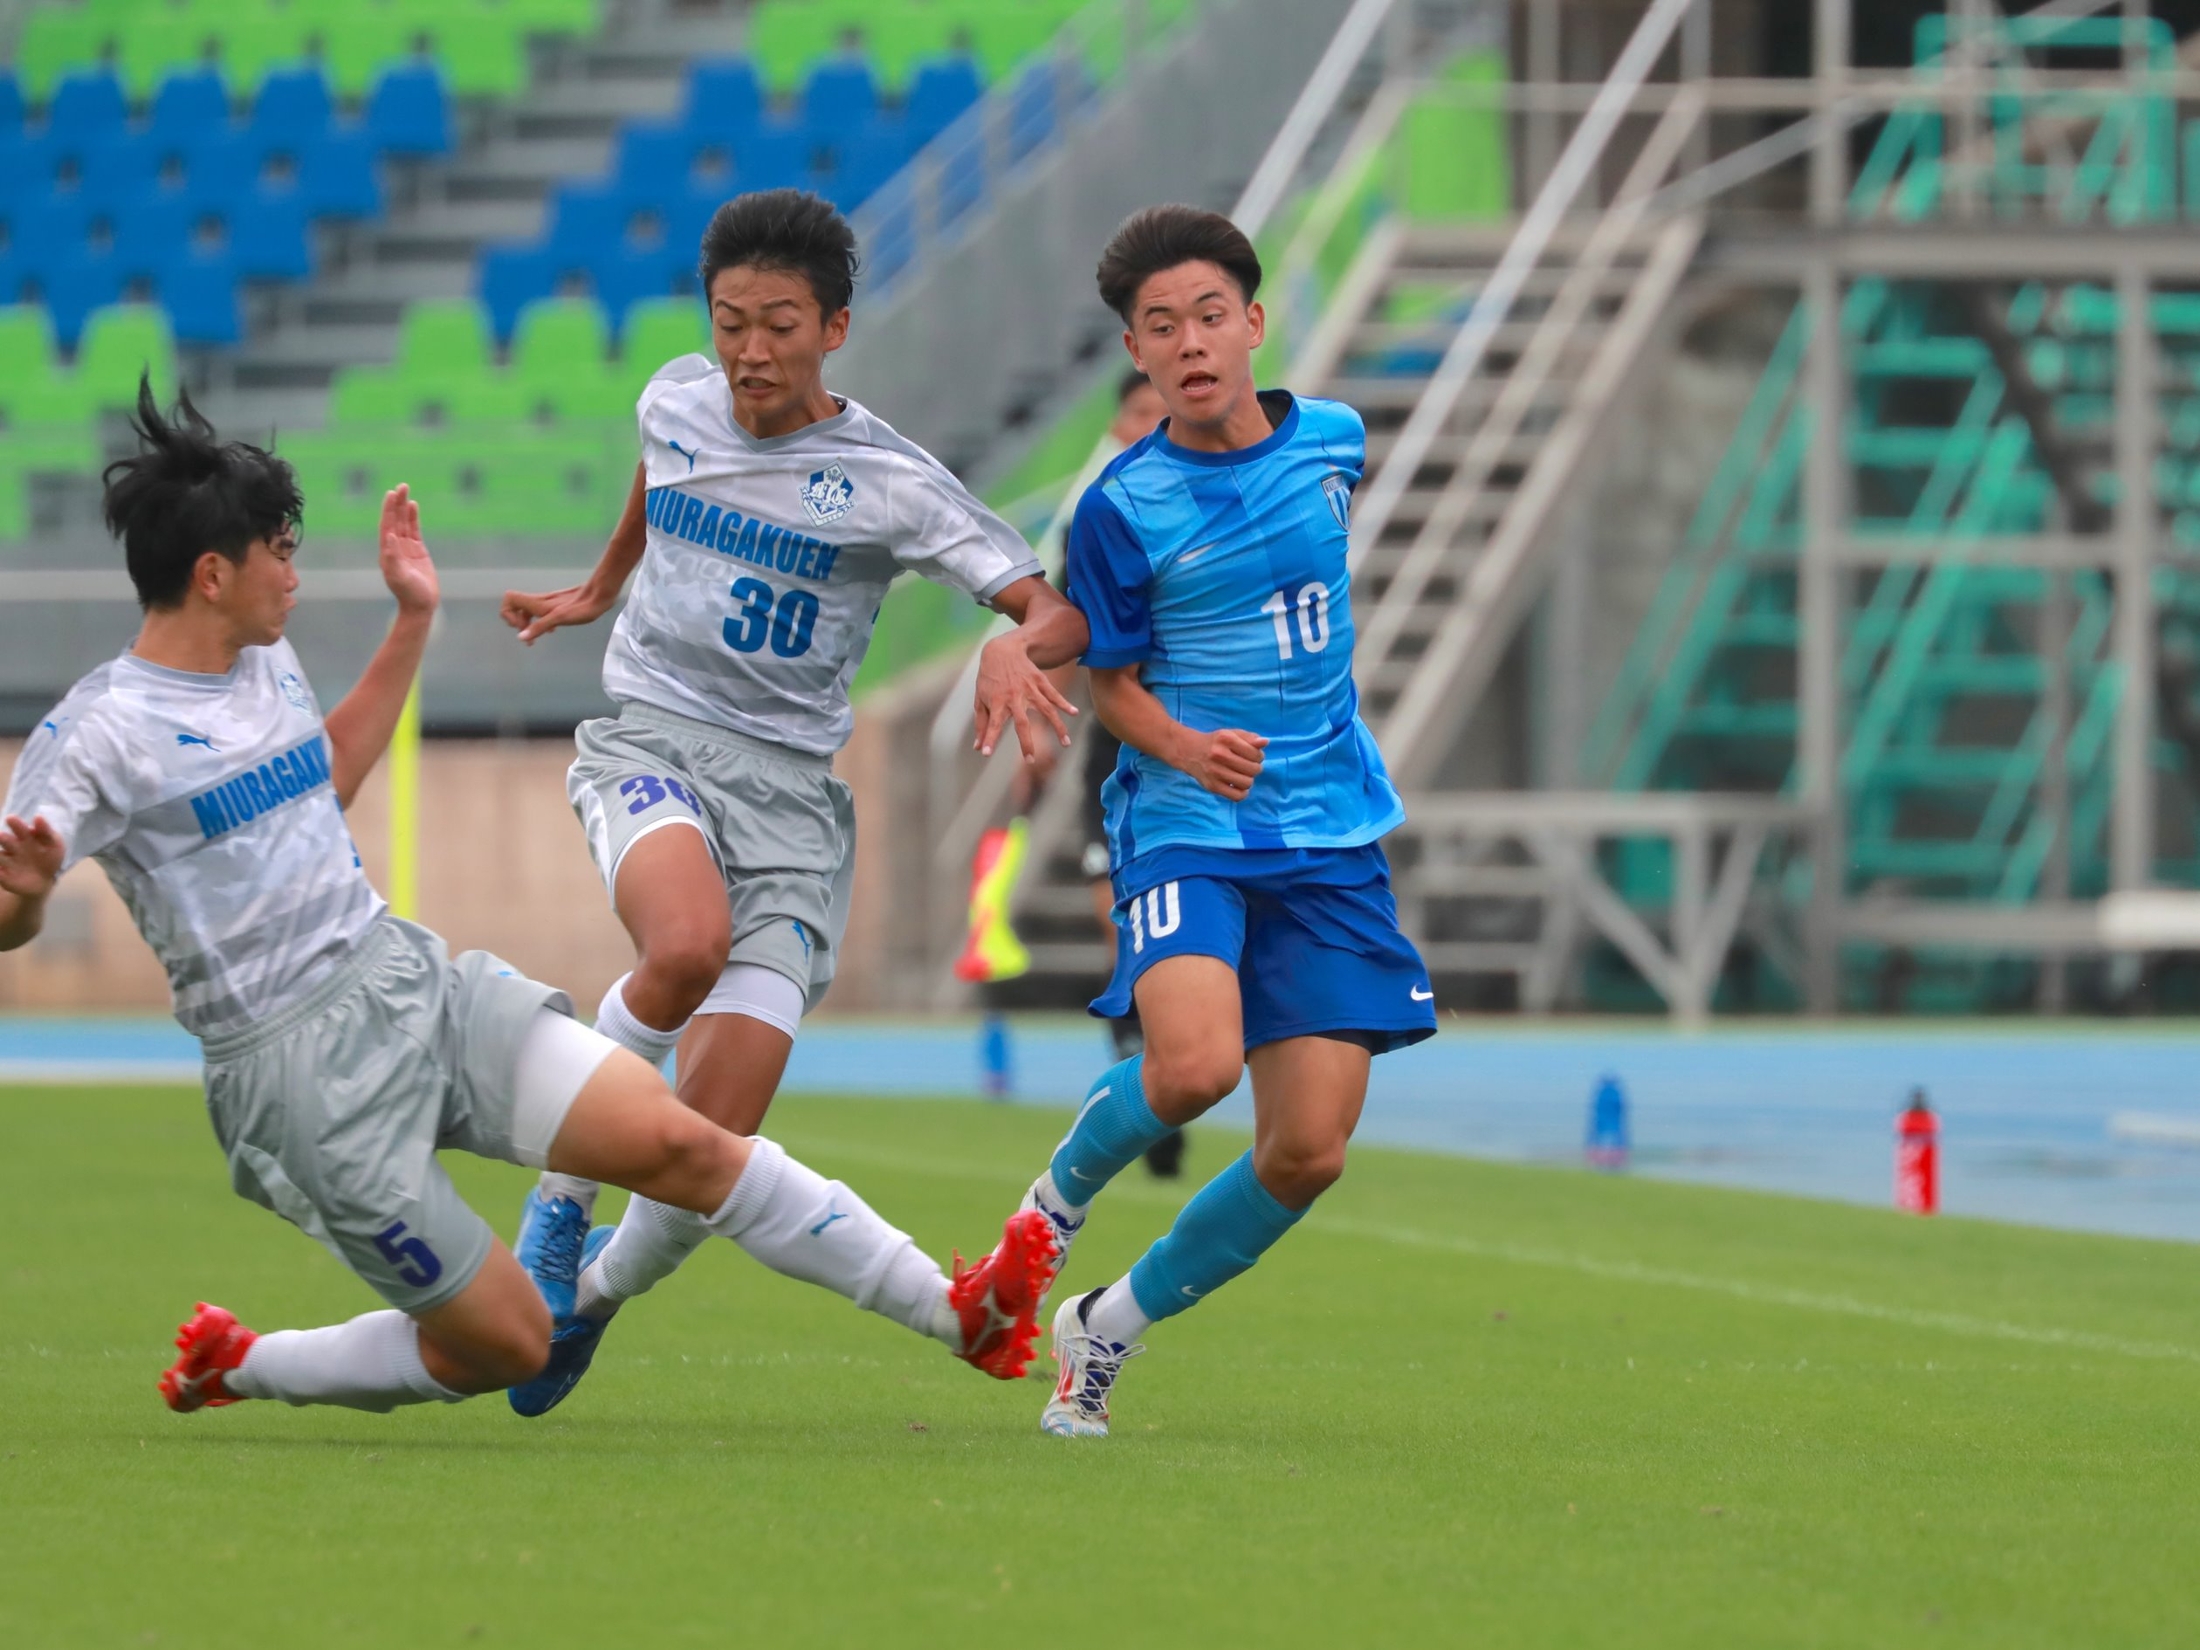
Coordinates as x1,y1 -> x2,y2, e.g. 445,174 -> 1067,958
1092,843 -> 1437,1055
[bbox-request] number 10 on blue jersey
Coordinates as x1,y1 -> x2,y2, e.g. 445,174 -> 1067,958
725,577 -> 821,658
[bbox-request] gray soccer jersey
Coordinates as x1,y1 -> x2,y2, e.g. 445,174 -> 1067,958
603,356 -> 1044,754
3,642 -> 382,1040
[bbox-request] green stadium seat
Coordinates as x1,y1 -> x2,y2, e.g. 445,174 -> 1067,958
74,307 -> 179,411
620,297 -> 711,392
863,7 -> 960,90
17,11 -> 119,99
962,1 -> 1056,81
427,14 -> 531,98
323,12 -> 419,100
394,299 -> 495,373
329,366 -> 416,426
511,298 -> 626,419
1398,52 -> 1510,223
119,14 -> 225,100
748,2 -> 848,94
220,11 -> 314,95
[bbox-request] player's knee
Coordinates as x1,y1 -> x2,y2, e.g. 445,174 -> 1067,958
648,1104 -> 739,1198
1143,1044 -> 1242,1114
448,1303 -> 552,1391
638,924 -> 728,1014
1256,1139 -> 1348,1206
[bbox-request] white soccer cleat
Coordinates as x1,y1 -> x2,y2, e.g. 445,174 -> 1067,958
1040,1290 -> 1142,1439
1019,1178 -> 1085,1305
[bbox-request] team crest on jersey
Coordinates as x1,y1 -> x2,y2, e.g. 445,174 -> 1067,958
800,462 -> 855,526
1321,471 -> 1352,532
279,672 -> 311,713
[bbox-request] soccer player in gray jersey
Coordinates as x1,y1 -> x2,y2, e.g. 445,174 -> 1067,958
0,384 -> 1054,1420
497,191 -> 1087,1412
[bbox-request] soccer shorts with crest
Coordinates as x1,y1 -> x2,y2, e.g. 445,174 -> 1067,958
1091,843 -> 1436,1054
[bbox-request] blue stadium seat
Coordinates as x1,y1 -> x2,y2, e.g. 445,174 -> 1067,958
906,58 -> 982,149
366,63 -> 451,158
222,192 -> 313,282
0,72 -> 22,135
299,131 -> 382,219
481,245 -> 564,342
1006,62 -> 1056,163
686,59 -> 763,143
33,256 -> 124,350
546,182 -> 629,261
180,135 -> 262,213
248,68 -> 334,162
148,69 -> 231,148
158,255 -> 242,347
47,71 -> 129,142
802,58 -> 878,135
112,193 -> 198,283
730,122 -> 810,191
80,137 -> 162,212
593,250 -> 694,331
818,118 -> 908,209
4,195 -> 92,278
614,123 -> 701,212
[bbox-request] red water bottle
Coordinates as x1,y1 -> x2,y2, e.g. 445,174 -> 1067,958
1895,1088 -> 1938,1215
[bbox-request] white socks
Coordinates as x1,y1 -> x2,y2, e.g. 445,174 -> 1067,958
537,975 -> 689,1214
582,1139 -> 958,1347
580,1193 -> 709,1317
1084,1280 -> 1153,1346
225,1311 -> 467,1411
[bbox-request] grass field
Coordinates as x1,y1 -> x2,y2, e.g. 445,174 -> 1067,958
5,1083 -> 2199,1648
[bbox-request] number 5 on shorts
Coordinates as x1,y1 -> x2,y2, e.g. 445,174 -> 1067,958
374,1220 -> 443,1289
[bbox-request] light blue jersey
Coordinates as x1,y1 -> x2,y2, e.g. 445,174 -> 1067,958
1065,390 -> 1404,866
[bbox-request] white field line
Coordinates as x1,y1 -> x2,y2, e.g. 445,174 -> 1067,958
787,1131 -> 2200,1367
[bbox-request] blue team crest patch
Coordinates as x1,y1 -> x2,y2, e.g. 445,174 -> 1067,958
1321,471 -> 1352,532
800,462 -> 855,526
278,671 -> 311,712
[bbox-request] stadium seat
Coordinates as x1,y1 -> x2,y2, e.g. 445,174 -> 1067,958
155,255 -> 243,346
111,194 -> 199,284
47,69 -> 129,141
80,138 -> 163,213
748,3 -> 846,95
179,134 -> 263,214
622,293 -> 709,373
686,60 -> 764,144
510,295 -> 624,419
28,255 -> 123,352
366,63 -> 452,157
729,122 -> 811,191
148,67 -> 232,146
1006,60 -> 1058,163
248,68 -> 335,163
864,11 -> 959,91
298,130 -> 383,220
322,13 -> 416,101
0,72 -> 23,134
74,305 -> 176,404
481,244 -> 567,342
802,57 -> 879,136
906,57 -> 984,148
816,119 -> 910,211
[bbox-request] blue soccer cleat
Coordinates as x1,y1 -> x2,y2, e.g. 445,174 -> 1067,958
509,1225 -> 616,1418
514,1185 -> 590,1320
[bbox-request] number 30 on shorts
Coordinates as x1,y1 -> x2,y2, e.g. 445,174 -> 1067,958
725,576 -> 821,659
1126,881 -> 1183,955
619,774 -> 701,816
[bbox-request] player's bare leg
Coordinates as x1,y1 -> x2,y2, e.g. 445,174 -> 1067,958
518,825 -> 728,1309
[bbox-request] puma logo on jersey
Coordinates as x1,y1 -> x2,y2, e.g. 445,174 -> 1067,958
176,732 -> 218,751
668,439 -> 701,473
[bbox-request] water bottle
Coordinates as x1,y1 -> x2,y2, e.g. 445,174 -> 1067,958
979,1013 -> 1012,1100
1895,1087 -> 1938,1214
1585,1074 -> 1629,1170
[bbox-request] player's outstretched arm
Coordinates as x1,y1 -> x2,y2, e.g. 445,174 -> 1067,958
0,814 -> 64,951
1089,665 -> 1266,803
325,485 -> 440,808
972,575 -> 1089,760
501,461 -> 648,644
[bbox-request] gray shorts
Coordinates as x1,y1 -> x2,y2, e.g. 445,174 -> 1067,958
568,701 -> 855,1007
199,918 -> 573,1314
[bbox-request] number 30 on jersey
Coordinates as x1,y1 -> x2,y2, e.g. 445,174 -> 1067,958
724,577 -> 820,658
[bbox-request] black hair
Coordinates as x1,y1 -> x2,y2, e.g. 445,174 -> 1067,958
1095,204 -> 1262,324
102,375 -> 302,611
698,188 -> 860,315
1116,365 -> 1153,402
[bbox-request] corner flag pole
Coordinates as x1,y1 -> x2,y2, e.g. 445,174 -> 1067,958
388,678 -> 421,920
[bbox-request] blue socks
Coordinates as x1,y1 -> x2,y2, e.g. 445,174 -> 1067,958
1128,1151 -> 1304,1324
1048,1056 -> 1172,1207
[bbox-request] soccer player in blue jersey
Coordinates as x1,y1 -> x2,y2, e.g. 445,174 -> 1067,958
1006,205 -> 1437,1437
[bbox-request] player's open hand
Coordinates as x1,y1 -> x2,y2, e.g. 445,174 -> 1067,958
500,581 -> 617,645
1180,727 -> 1267,802
0,815 -> 64,900
973,632 -> 1078,761
378,485 -> 440,618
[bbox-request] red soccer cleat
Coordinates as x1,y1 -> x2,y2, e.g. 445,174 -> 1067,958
159,1302 -> 257,1413
948,1210 -> 1057,1380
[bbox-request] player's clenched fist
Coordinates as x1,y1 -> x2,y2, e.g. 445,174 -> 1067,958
0,814 -> 64,899
500,580 -> 618,645
1177,727 -> 1266,802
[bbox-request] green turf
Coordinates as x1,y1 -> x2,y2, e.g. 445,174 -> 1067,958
4,1085 -> 2197,1647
